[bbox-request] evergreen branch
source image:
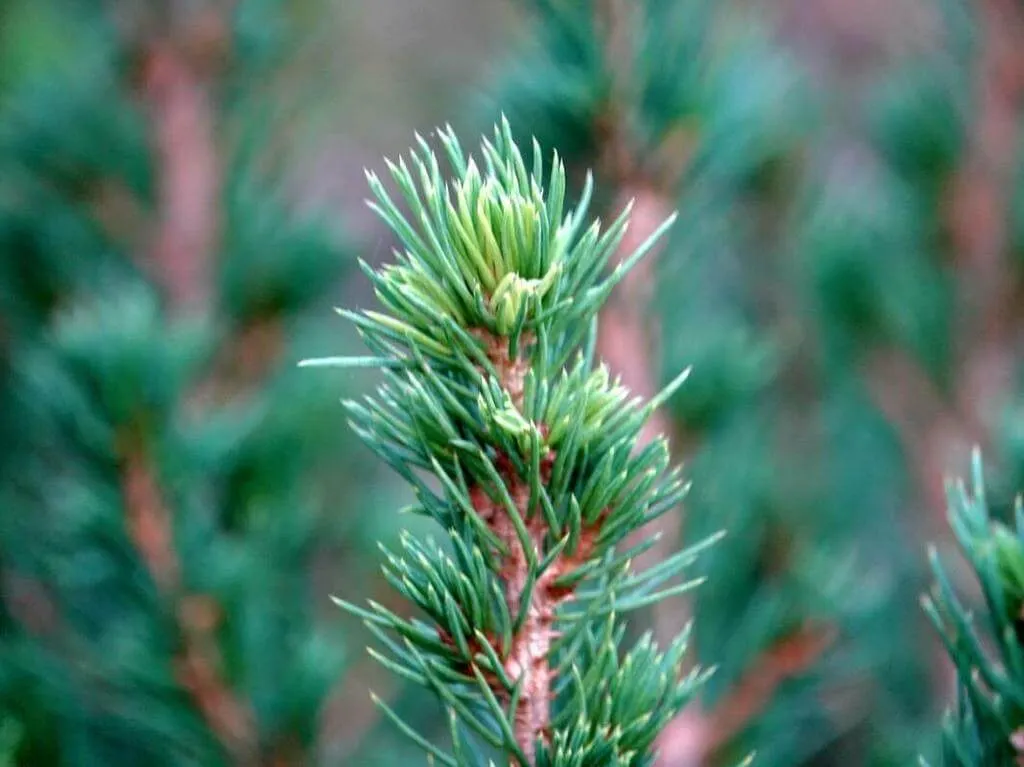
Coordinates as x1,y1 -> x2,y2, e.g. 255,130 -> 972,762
925,450 -> 1024,764
567,5 -> 842,763
320,121 -> 716,765
864,0 -> 1024,543
0,1 -> 342,763
118,17 -> 264,762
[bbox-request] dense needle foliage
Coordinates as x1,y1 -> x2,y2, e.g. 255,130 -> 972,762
307,119 -> 721,766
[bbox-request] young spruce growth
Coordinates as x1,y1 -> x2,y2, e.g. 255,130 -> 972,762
924,451 -> 1024,766
304,119 -> 721,765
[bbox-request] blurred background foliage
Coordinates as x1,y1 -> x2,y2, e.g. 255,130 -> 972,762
0,0 -> 1022,765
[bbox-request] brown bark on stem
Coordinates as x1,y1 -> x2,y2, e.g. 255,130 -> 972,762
500,509 -> 554,763
474,499 -> 551,765
467,335 -> 603,765
474,339 -> 552,764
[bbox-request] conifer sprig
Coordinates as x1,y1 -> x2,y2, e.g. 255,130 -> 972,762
306,118 -> 719,766
923,450 -> 1024,766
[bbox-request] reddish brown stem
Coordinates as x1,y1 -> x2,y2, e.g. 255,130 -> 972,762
120,441 -> 257,763
501,513 -> 554,763
142,39 -> 219,312
476,482 -> 600,765
467,337 -> 604,765
473,341 -> 553,763
472,487 -> 552,764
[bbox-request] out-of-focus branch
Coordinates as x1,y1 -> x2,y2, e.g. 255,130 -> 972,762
321,656 -> 398,761
596,187 -> 676,452
197,317 -> 288,408
596,183 -> 684,619
658,624 -> 836,767
1,569 -> 60,639
141,37 -> 220,312
128,12 -> 264,763
948,0 -> 1024,423
592,0 -> 687,645
140,14 -> 342,759
865,350 -> 985,705
864,0 -> 1024,555
139,16 -> 357,760
863,0 -> 1024,707
119,438 -> 257,763
865,349 -> 981,538
318,574 -> 412,762
704,624 -> 837,754
591,4 -> 837,764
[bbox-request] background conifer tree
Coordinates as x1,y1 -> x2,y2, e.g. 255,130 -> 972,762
0,1 -> 375,763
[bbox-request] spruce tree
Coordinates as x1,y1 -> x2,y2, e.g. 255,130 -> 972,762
308,119 -> 722,765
